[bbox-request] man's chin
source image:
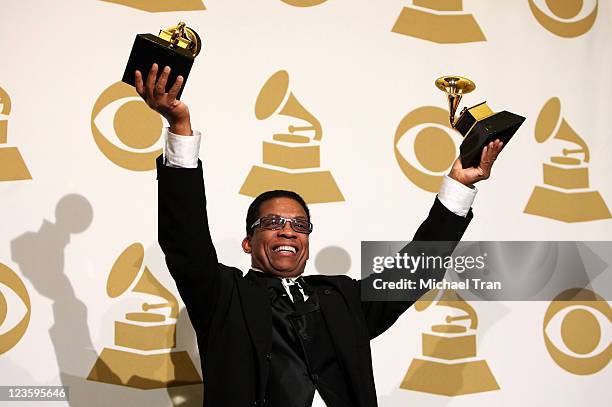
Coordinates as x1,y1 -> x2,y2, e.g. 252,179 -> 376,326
266,266 -> 304,278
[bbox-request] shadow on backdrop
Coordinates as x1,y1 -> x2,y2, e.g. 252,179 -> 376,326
9,194 -> 174,405
314,246 -> 351,276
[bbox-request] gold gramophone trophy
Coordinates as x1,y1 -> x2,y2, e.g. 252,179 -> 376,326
401,289 -> 499,396
240,70 -> 344,204
122,22 -> 202,99
436,76 -> 525,168
88,243 -> 201,389
0,86 -> 31,182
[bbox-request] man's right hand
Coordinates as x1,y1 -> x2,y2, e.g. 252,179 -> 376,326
135,63 -> 192,136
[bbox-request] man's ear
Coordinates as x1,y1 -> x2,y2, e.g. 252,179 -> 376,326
242,235 -> 252,253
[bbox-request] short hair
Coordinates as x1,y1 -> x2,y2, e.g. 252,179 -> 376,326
246,190 -> 310,235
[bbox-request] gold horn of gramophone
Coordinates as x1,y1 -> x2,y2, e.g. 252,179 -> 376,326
435,76 -> 476,128
434,75 -> 525,169
107,243 -> 178,319
534,96 -> 589,163
255,70 -> 322,141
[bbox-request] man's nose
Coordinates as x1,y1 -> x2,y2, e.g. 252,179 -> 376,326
277,220 -> 297,237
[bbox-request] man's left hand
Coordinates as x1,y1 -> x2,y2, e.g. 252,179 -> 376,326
448,139 -> 504,186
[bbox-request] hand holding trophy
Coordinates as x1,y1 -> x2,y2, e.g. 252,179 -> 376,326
436,76 -> 525,185
135,64 -> 192,136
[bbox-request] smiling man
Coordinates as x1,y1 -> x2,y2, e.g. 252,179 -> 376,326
243,193 -> 311,278
137,65 -> 503,407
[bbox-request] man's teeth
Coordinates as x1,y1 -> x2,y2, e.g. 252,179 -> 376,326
274,246 -> 296,254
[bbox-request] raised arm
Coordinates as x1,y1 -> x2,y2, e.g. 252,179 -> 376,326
137,64 -> 220,333
360,142 -> 504,339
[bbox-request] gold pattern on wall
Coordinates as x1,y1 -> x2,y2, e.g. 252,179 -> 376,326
88,243 -> 201,389
543,288 -> 611,375
100,0 -> 205,12
524,97 -> 611,222
281,0 -> 327,6
0,86 -> 31,182
91,82 -> 163,171
394,106 -> 458,192
392,0 -> 486,43
529,0 -> 597,38
240,70 -> 344,204
401,289 -> 499,396
0,263 -> 31,355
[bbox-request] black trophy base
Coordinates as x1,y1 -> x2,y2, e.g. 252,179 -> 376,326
122,34 -> 194,99
459,111 -> 525,169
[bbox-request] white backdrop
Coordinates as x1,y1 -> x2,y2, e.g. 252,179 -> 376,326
1,1 -> 611,406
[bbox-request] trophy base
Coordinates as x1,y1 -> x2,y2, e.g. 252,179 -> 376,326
459,110 -> 525,169
87,348 -> 201,389
262,141 -> 320,169
0,147 -> 31,181
422,332 -> 476,360
524,185 -> 611,222
122,34 -> 195,100
391,6 -> 486,44
400,358 -> 499,396
239,165 -> 344,204
114,321 -> 176,351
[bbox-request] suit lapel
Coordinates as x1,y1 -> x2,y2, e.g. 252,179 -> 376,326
235,271 -> 272,398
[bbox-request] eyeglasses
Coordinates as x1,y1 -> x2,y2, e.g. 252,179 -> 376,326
250,216 -> 313,235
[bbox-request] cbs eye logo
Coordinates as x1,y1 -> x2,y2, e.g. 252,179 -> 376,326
281,0 -> 327,6
393,106 -> 457,193
91,82 -> 163,171
529,0 -> 597,38
543,288 -> 611,375
0,263 -> 31,355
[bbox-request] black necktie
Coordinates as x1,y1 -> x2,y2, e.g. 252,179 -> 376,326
288,282 -> 305,305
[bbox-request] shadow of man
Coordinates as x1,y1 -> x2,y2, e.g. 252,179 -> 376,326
10,194 -> 162,406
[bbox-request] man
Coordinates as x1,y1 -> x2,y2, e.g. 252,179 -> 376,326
136,64 -> 504,406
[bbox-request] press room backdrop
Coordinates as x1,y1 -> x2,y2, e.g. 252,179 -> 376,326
1,0 -> 611,406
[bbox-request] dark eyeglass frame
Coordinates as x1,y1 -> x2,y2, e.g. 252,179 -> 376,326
250,215 -> 313,235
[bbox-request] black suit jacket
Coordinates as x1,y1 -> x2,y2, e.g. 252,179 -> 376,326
156,157 -> 472,406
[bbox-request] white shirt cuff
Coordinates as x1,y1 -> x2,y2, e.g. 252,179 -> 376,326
437,175 -> 477,217
163,128 -> 201,168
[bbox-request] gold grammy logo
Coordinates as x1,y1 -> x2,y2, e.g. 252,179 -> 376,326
543,288 -> 611,375
240,70 -> 344,204
524,97 -> 611,222
529,0 -> 597,38
391,0 -> 486,43
88,243 -> 201,389
401,289 -> 499,396
0,86 -> 31,182
91,82 -> 163,171
281,0 -> 327,6
100,0 -> 205,12
0,263 -> 31,355
394,106 -> 458,193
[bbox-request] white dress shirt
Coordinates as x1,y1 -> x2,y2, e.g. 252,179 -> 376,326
162,128 -> 477,406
